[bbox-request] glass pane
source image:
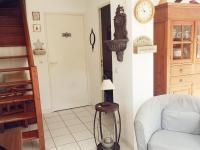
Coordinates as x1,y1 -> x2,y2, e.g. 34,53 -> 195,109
197,26 -> 200,42
173,44 -> 182,60
182,44 -> 191,59
173,25 -> 182,41
183,25 -> 192,41
197,44 -> 200,59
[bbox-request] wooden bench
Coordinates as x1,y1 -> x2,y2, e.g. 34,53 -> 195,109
0,128 -> 22,150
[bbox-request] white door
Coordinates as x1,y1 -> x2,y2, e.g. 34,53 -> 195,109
45,13 -> 89,111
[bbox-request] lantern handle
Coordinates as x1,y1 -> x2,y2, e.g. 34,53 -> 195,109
99,112 -> 103,139
113,112 -> 118,143
93,111 -> 98,146
118,110 -> 121,142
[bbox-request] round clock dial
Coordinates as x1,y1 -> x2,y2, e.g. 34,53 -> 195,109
135,0 -> 155,23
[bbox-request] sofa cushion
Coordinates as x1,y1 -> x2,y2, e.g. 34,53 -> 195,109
161,95 -> 200,134
162,109 -> 200,134
148,130 -> 200,150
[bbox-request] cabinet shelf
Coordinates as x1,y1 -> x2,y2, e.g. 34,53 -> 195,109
173,41 -> 192,44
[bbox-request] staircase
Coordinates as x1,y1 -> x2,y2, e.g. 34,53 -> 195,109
0,0 -> 45,149
0,8 -> 25,46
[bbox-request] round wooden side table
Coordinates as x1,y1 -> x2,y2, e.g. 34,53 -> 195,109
93,102 -> 121,150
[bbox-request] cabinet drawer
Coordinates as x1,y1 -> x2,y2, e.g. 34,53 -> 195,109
170,85 -> 192,95
170,76 -> 192,85
192,84 -> 200,97
171,65 -> 193,76
195,64 -> 200,74
192,74 -> 200,83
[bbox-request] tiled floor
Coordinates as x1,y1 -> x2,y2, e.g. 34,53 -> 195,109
22,106 -> 131,150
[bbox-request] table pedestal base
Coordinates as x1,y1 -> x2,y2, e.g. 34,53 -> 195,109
97,142 -> 120,150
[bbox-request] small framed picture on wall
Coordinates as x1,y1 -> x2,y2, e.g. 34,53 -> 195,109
33,24 -> 41,32
32,12 -> 40,21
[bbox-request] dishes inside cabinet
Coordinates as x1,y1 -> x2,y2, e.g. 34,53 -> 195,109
183,25 -> 192,41
183,44 -> 191,59
173,25 -> 182,41
173,44 -> 182,59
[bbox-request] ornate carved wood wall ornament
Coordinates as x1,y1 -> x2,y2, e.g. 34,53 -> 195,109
105,5 -> 129,62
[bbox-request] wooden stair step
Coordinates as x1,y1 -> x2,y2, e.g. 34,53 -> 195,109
0,17 -> 22,26
0,34 -> 25,46
0,88 -> 32,97
0,55 -> 27,59
0,8 -> 20,16
0,95 -> 33,105
0,26 -> 24,35
0,80 -> 32,88
0,112 -> 36,124
22,130 -> 39,141
0,67 -> 30,72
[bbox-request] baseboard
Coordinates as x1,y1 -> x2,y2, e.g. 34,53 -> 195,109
42,108 -> 53,114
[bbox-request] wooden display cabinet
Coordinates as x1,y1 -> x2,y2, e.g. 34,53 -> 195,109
154,3 -> 200,96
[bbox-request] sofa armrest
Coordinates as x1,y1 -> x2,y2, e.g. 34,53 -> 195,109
134,99 -> 163,150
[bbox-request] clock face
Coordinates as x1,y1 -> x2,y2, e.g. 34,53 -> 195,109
135,0 -> 154,23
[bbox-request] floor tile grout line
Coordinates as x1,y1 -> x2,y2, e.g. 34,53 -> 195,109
43,106 -> 94,150
71,107 -> 96,149
44,114 -> 58,150
58,110 -> 82,150
25,106 -> 129,150
72,108 -> 95,135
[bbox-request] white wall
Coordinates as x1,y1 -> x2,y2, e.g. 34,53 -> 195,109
85,0 -> 135,148
132,5 -> 154,115
25,0 -> 87,112
110,0 -> 135,148
25,0 -> 157,148
132,0 -> 159,149
84,0 -> 110,106
85,0 -> 158,148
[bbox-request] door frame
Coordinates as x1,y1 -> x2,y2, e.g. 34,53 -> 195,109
44,12 -> 90,112
98,2 -> 111,81
98,3 -> 112,101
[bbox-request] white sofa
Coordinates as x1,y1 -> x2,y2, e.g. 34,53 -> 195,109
134,94 -> 200,150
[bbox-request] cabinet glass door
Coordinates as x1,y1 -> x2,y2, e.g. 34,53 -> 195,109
172,24 -> 193,62
196,25 -> 200,59
183,25 -> 192,41
173,44 -> 182,60
173,25 -> 182,41
183,44 -> 191,59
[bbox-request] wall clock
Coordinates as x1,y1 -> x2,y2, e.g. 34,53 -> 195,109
134,0 -> 155,24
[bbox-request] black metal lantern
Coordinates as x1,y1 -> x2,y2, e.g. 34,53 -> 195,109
94,102 -> 121,150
